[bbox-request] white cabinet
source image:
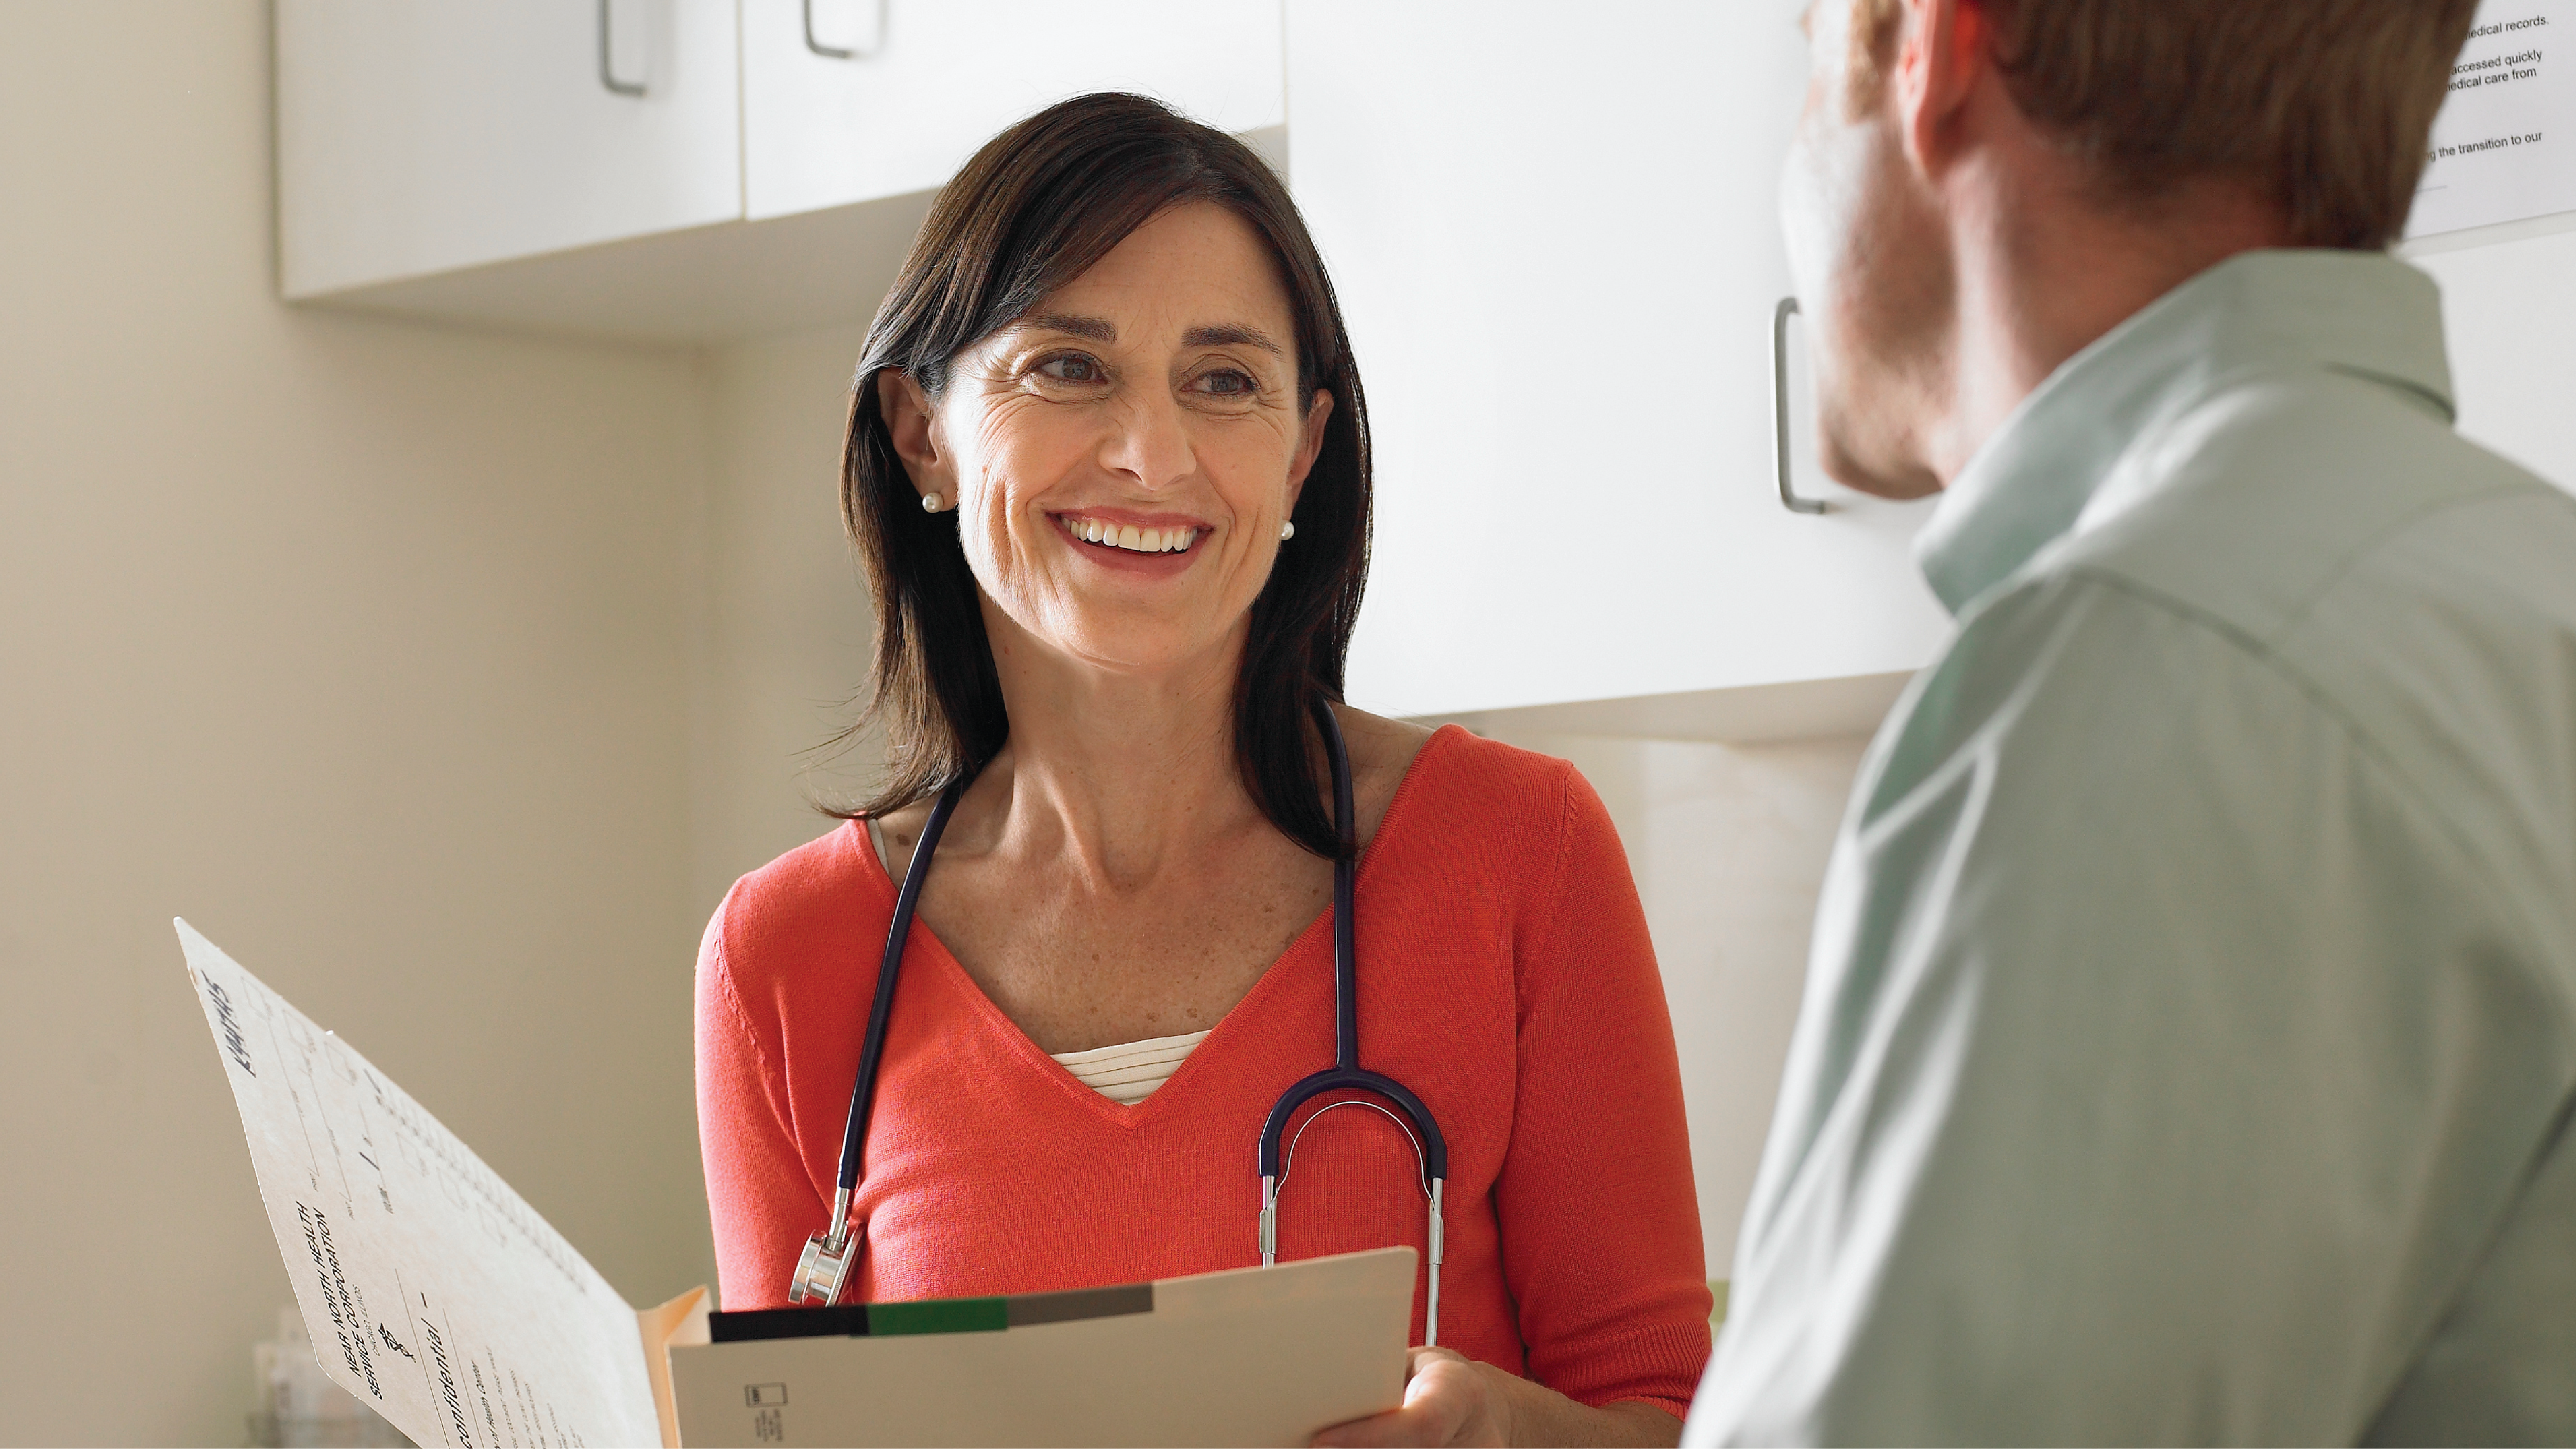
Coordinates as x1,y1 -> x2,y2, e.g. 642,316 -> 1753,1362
276,2 -> 1283,338
1289,2 -> 1952,720
276,0 -> 742,299
740,0 -> 1284,220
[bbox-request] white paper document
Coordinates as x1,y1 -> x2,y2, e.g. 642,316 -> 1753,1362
2412,0 -> 2576,238
180,919 -> 668,1447
181,920 -> 1410,1448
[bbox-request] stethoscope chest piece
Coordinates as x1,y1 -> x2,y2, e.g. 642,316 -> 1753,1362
790,1184 -> 861,1307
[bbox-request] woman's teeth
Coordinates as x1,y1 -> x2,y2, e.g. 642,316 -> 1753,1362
1061,516 -> 1197,554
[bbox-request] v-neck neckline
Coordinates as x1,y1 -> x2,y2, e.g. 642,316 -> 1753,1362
854,725 -> 1460,1129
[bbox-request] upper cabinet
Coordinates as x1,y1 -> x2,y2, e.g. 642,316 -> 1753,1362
1288,1 -> 1953,720
740,0 -> 1282,220
276,0 -> 742,298
276,2 -> 1283,319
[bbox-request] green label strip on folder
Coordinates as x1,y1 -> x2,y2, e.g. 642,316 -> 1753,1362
706,1281 -> 1154,1343
865,1297 -> 1008,1336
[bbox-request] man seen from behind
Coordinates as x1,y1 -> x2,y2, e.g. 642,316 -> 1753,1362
1688,1 -> 2576,1442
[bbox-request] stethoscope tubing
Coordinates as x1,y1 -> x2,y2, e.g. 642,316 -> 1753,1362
800,698 -> 1448,1343
833,777 -> 966,1197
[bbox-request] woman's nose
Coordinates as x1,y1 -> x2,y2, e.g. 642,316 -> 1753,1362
1098,389 -> 1197,491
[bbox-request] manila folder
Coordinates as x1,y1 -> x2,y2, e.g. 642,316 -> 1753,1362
671,1247 -> 1413,1447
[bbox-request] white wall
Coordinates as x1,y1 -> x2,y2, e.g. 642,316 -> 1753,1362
0,6 -> 716,1443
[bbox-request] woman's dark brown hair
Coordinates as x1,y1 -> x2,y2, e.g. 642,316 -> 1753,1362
836,92 -> 1372,860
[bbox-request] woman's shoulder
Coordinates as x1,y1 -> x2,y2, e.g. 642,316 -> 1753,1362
1357,715 -> 1599,864
703,820 -> 891,995
1361,721 -> 1638,965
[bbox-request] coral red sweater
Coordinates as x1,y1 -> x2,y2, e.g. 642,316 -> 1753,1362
696,726 -> 1713,1415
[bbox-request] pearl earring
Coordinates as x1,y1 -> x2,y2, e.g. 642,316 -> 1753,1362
922,493 -> 944,513
1278,520 -> 1296,541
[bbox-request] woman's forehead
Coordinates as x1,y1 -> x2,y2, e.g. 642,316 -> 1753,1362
1022,203 -> 1295,344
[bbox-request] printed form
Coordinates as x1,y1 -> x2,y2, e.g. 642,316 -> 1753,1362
179,919 -> 669,1449
179,920 -> 1405,1447
2413,0 -> 2576,238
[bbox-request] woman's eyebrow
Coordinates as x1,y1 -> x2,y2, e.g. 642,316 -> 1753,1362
1010,315 -> 1282,357
1019,313 -> 1117,342
1182,323 -> 1284,357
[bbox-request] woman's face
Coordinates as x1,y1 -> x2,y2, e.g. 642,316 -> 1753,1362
883,202 -> 1333,681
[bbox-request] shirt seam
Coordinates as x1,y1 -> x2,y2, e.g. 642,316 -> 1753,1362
2045,562 -> 2570,1035
2263,478 -> 2552,639
1532,759 -> 1582,987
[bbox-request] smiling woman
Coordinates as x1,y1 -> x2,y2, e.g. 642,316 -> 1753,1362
694,93 -> 1712,1448
844,94 -> 1369,857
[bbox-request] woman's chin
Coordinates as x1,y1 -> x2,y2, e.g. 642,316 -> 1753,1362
1043,616 -> 1244,682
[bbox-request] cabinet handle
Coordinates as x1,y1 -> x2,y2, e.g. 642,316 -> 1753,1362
1772,297 -> 1828,515
804,0 -> 887,59
598,0 -> 647,96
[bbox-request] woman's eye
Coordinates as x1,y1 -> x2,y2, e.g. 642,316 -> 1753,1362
1034,353 -> 1103,384
1196,368 -> 1258,398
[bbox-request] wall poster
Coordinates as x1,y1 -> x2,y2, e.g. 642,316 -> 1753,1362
2410,0 -> 2576,241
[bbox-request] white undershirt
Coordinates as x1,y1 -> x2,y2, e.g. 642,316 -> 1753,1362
1049,1030 -> 1210,1104
867,820 -> 1211,1105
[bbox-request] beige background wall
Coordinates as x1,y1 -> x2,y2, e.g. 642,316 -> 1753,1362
0,7 -> 1863,1443
0,6 -> 717,1443
1483,733 -> 1867,1276
691,326 -> 882,916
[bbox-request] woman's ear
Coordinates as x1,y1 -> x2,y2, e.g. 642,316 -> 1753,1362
877,369 -> 955,505
1282,387 -> 1335,516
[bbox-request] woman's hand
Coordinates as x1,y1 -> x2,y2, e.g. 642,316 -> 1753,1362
1312,1348 -> 1683,1448
1313,1349 -> 1509,1447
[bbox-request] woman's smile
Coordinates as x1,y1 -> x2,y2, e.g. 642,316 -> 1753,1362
1049,508 -> 1208,575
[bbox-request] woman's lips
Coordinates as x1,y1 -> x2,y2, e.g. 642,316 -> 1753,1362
1049,511 -> 1208,576
1052,511 -> 1202,555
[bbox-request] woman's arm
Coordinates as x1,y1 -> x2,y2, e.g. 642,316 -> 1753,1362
1320,758 -> 1711,1446
696,895 -> 829,1310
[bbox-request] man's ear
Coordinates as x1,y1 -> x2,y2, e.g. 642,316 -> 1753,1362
1894,0 -> 1993,180
1282,387 -> 1335,517
877,369 -> 955,505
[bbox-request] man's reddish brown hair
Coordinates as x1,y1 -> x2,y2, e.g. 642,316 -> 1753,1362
1856,0 -> 2480,248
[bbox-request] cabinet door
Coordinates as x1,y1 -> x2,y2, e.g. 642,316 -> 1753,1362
740,0 -> 1284,221
277,0 -> 740,298
1289,2 -> 1952,718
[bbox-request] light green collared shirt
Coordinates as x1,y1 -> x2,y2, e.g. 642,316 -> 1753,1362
1685,251 -> 2576,1446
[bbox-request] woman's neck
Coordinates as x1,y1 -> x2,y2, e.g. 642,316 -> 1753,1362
965,607 -> 1270,893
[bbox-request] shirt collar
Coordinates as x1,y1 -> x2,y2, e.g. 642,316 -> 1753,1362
1912,248 -> 2456,615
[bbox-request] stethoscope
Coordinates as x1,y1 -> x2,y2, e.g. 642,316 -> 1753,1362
789,699 -> 1450,1345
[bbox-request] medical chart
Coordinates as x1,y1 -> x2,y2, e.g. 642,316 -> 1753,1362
179,919 -> 664,1449
2411,0 -> 2576,238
